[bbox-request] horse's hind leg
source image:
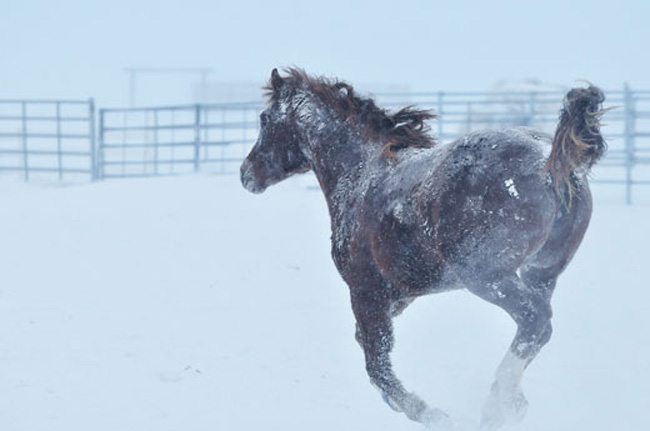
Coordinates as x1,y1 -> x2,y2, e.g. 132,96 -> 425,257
351,292 -> 453,430
463,272 -> 553,430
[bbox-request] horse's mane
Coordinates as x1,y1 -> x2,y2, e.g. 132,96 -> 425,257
264,68 -> 436,156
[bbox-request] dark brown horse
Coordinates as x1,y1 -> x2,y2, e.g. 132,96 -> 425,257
241,68 -> 605,430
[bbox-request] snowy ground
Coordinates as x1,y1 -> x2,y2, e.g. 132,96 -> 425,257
0,174 -> 648,431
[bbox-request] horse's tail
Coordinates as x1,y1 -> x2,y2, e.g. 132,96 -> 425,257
546,85 -> 607,205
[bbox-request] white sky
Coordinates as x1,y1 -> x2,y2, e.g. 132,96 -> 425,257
1,0 -> 648,106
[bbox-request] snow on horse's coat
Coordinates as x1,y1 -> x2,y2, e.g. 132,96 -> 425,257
241,68 -> 606,430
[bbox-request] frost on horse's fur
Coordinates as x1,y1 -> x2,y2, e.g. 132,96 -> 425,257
504,178 -> 520,199
241,68 -> 606,430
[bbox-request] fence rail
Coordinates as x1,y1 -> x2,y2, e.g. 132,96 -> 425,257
375,85 -> 650,203
98,102 -> 259,179
2,86 -> 649,203
0,99 -> 96,181
95,85 -> 650,203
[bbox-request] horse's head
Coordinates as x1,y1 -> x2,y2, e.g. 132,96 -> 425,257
240,69 -> 311,193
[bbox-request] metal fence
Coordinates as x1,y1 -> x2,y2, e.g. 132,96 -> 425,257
376,86 -> 650,204
98,102 -> 259,179
95,86 -> 650,203
2,87 -> 649,202
0,99 -> 95,181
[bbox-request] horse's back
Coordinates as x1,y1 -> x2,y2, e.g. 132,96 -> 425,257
384,128 -> 552,196
437,127 -> 594,292
369,128 -> 564,293
362,127 -> 595,296
443,128 -> 552,183
432,128 -> 560,272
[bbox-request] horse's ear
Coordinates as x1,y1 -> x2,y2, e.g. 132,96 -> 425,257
271,68 -> 284,91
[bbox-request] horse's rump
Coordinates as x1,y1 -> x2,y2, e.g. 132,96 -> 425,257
368,128 -> 560,295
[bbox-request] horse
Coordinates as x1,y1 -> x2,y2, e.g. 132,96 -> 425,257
240,68 -> 606,430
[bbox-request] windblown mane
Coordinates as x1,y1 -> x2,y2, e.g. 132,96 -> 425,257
265,68 -> 436,156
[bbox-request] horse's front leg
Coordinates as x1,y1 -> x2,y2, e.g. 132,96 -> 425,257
464,272 -> 553,430
351,290 -> 452,430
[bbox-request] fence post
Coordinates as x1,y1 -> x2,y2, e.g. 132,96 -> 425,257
56,101 -> 63,180
239,108 -> 246,174
97,108 -> 105,180
528,92 -> 536,127
437,91 -> 444,140
153,110 -> 159,175
194,104 -> 201,172
89,99 -> 97,181
21,101 -> 29,181
466,102 -> 473,132
623,83 -> 635,205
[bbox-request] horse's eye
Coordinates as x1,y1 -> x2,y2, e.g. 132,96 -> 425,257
260,112 -> 269,126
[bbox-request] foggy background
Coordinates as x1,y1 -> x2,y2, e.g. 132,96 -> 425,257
1,2 -> 649,431
2,0 -> 649,105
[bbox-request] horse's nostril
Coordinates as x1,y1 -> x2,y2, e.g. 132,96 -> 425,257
240,159 -> 251,182
240,159 -> 250,174
240,159 -> 263,193
240,159 -> 250,177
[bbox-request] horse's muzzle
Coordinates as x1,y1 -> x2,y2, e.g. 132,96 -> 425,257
240,159 -> 265,194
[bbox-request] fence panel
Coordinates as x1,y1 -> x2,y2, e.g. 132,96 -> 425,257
0,99 -> 96,181
95,87 -> 650,202
99,102 -> 260,178
626,89 -> 650,203
376,88 -> 650,203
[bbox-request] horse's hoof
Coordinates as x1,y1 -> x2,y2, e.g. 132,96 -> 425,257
508,390 -> 528,422
480,397 -> 506,431
481,383 -> 528,429
480,414 -> 503,431
420,407 -> 455,431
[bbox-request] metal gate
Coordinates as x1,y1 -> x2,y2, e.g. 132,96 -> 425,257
96,87 -> 650,202
0,99 -> 96,181
98,102 -> 260,179
376,85 -> 650,203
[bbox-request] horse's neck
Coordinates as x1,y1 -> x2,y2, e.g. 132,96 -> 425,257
300,105 -> 373,214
